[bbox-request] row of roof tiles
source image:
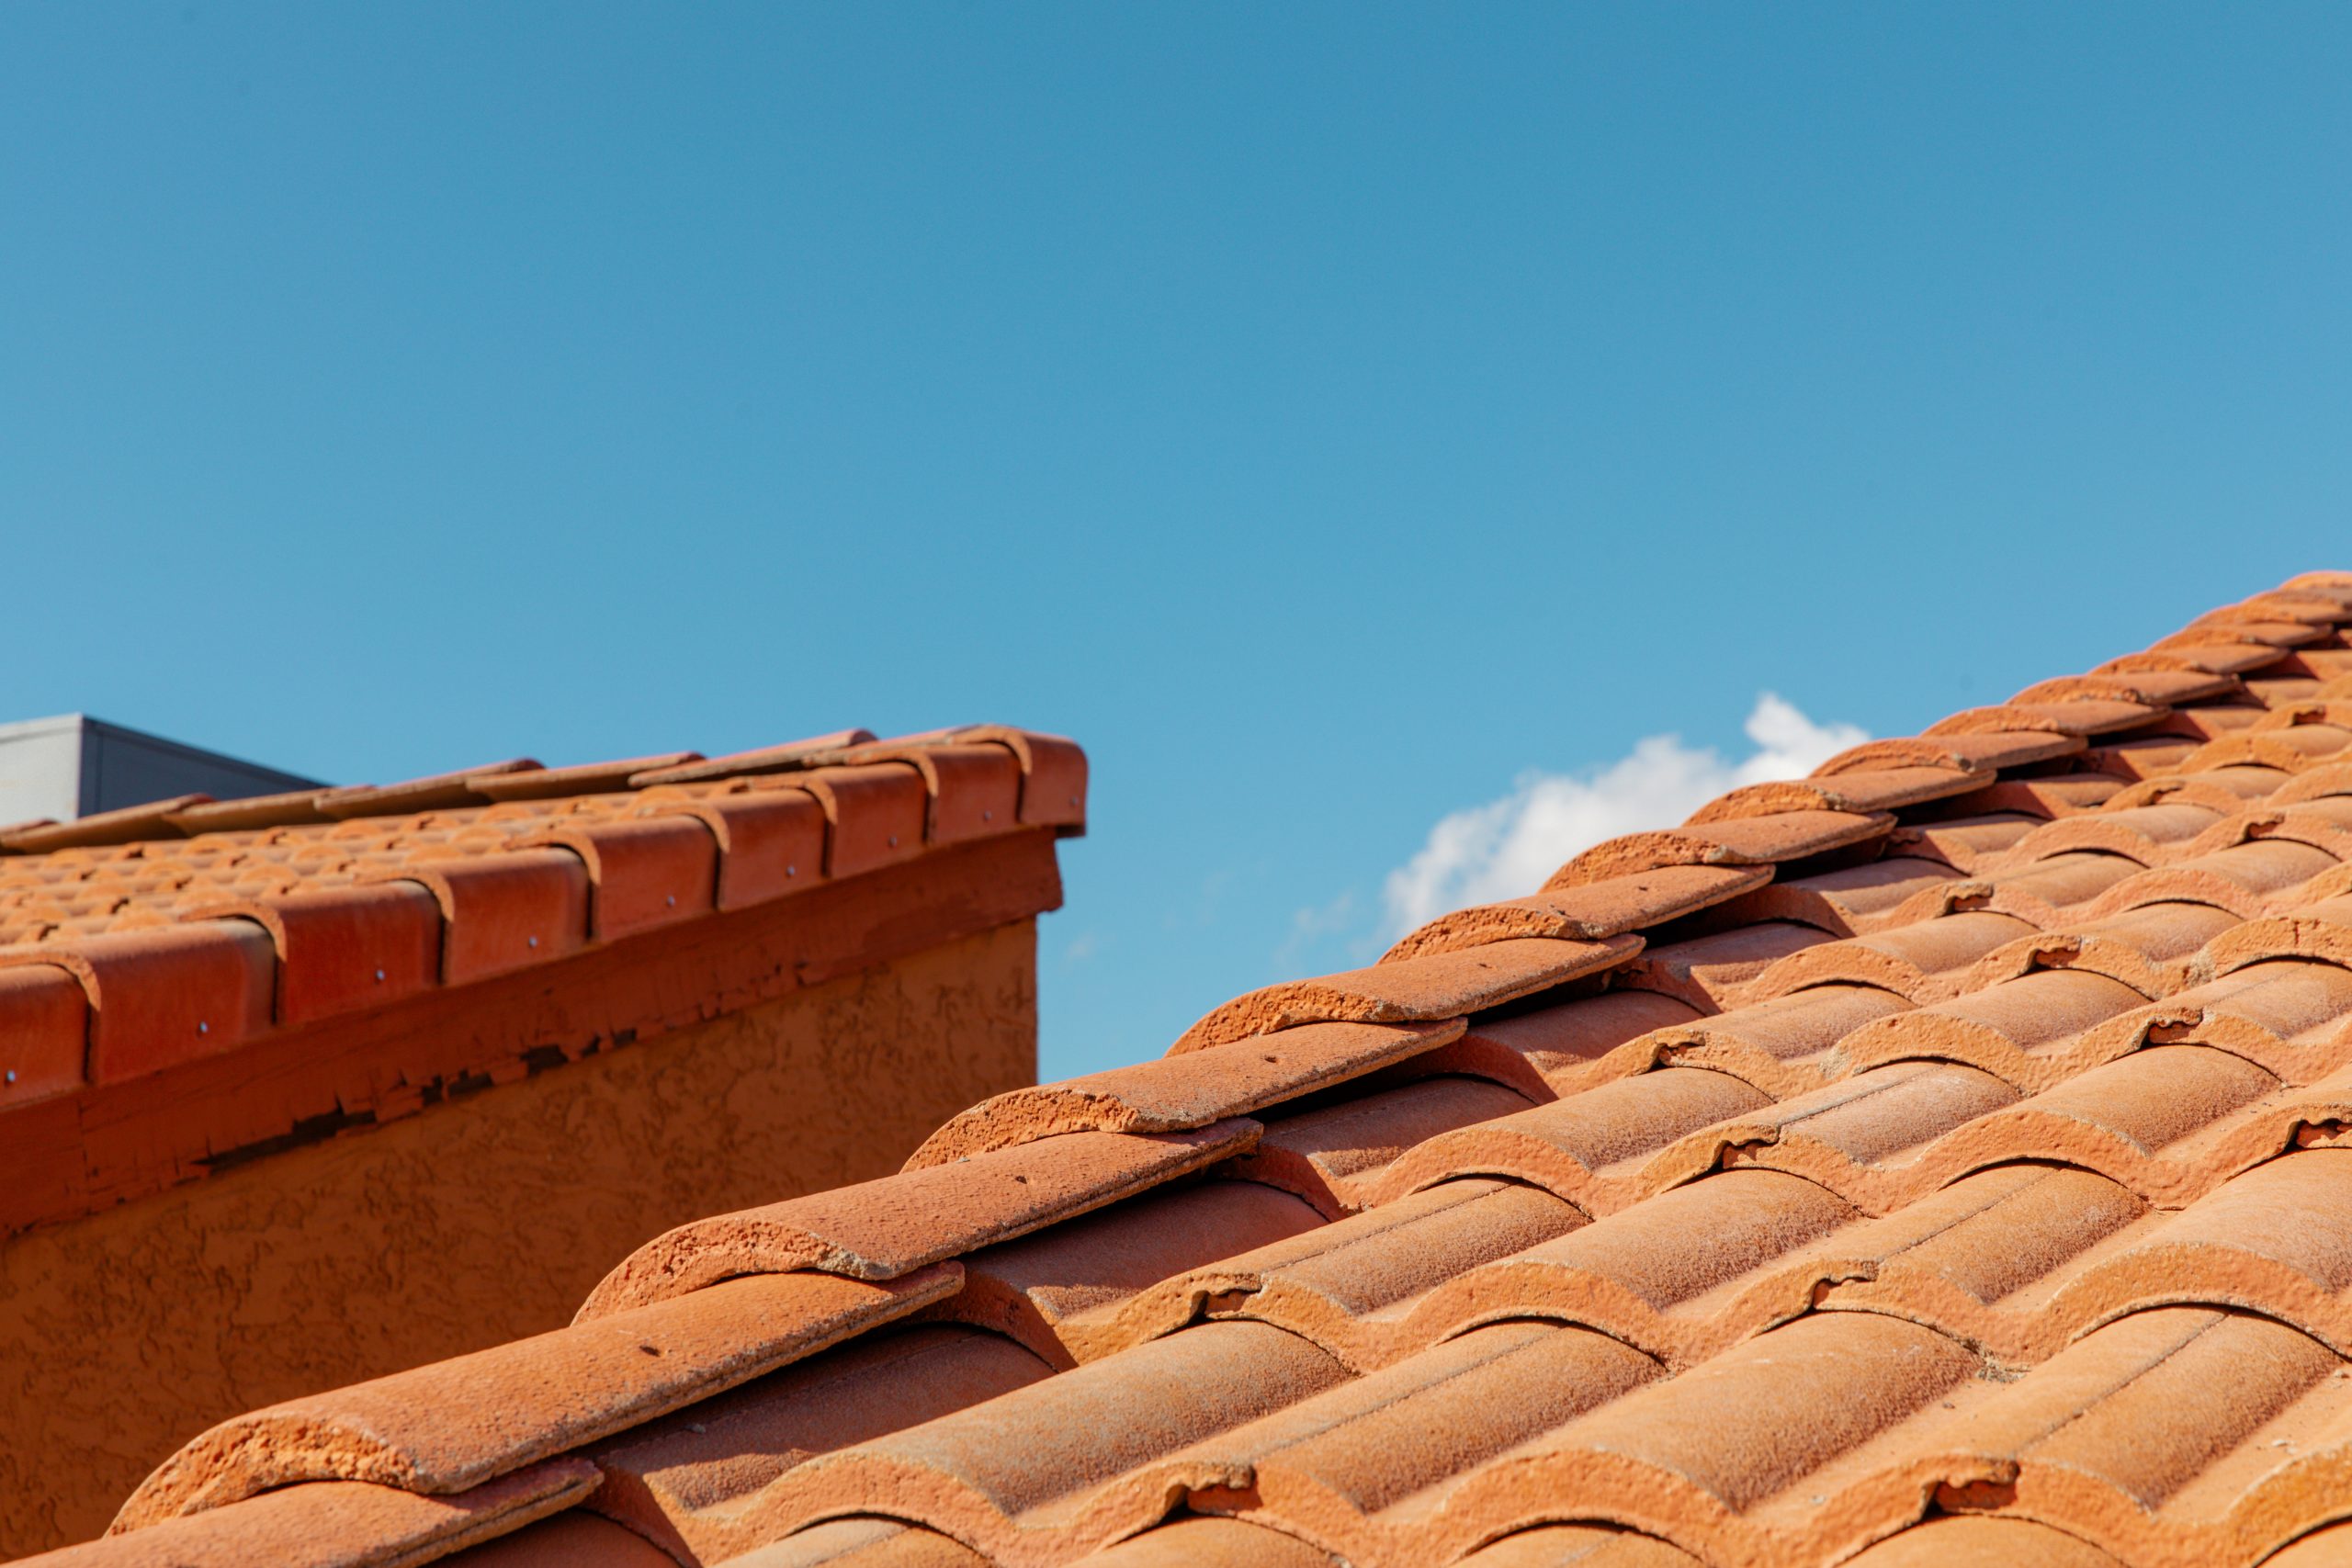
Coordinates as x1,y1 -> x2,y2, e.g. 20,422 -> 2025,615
36,571 -> 2352,1568
0,727 -> 1083,1122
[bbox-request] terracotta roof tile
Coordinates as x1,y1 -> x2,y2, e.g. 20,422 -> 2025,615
85,573 -> 2352,1568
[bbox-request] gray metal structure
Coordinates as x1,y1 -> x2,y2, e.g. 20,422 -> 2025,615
0,715 -> 322,827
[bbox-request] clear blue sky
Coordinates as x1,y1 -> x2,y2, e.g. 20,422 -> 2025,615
4,5 -> 2347,1078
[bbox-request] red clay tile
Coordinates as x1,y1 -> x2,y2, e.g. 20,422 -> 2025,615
586,1325 -> 1053,1562
117,1269 -> 957,1528
926,727 -> 1089,832
1382,865 -> 1770,959
2016,670 -> 2244,707
637,785 -> 830,909
1962,901 -> 2239,1003
1883,811 -> 2040,874
1170,939 -> 1639,1054
1993,802 -> 2228,868
1809,1162 -> 2153,1364
939,1181 -> 1325,1367
1641,984 -> 1913,1095
1830,968 -> 2153,1090
1227,1075 -> 1538,1216
0,963 -> 88,1108
1967,850 -> 2143,925
0,795 -> 209,853
723,1518 -> 992,1566
1616,922 -> 1831,1010
1385,1311 -> 1985,1568
1894,1305 -> 2352,1568
1453,1525 -> 1704,1566
2273,1519 -> 2352,1566
0,920 -> 274,1083
1705,856 -> 1963,937
628,731 -> 881,788
1747,911 -> 2036,1006
179,882 -> 443,1026
514,814 -> 718,941
737,1320 -> 1349,1567
908,1020 -> 1464,1166
789,764 -> 931,878
1369,1067 -> 1771,1213
432,1508 -> 683,1568
1072,1516 -> 1339,1566
316,761 -> 543,820
2126,960 -> 2352,1082
1182,1321 -> 1663,1565
1541,811 -> 1894,889
29,1466 -> 595,1568
469,754 -> 702,802
163,788 -> 337,832
579,1123 -> 1260,1315
1401,1168 -> 1859,1368
1645,1059 -> 2018,1213
2081,838 -> 2339,921
1062,1179 -> 1583,1368
1840,1516 -> 2127,1567
368,849 -> 590,986
1814,733 -> 2080,776
1683,767 -> 1982,822
1930,773 -> 2133,819
1434,989 -> 1702,1098
2043,1148 -> 2352,1355
1929,700 -> 2170,739
835,741 -> 1024,846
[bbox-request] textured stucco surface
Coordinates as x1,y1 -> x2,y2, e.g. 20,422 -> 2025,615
0,918 -> 1036,1558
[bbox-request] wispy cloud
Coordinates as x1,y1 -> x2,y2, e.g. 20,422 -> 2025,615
1380,694 -> 1867,938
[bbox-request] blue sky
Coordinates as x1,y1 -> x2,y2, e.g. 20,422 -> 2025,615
3,5 -> 2348,1078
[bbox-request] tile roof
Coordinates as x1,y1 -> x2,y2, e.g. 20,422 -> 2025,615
34,573 -> 2352,1568
0,725 -> 1084,1234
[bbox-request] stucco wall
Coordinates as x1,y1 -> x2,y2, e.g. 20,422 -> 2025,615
0,918 -> 1037,1557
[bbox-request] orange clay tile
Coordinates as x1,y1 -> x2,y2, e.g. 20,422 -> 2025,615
1927,700 -> 2167,739
116,1268 -> 958,1527
0,795 -> 214,853
906,1019 -> 1464,1166
638,784 -> 829,908
1827,967 -> 2152,1090
0,919 -> 275,1082
0,963 -> 88,1107
512,814 -> 718,941
430,1509 -> 684,1568
1453,1525 -> 1705,1566
315,761 -> 544,819
1615,921 -> 1831,1010
585,1325 -> 1054,1561
717,1518 -> 993,1566
731,1320 -> 1351,1567
1382,864 -> 1770,958
368,849 -> 590,985
1744,910 -> 2036,1005
1883,811 -> 2039,872
1891,1306 -> 2352,1568
1057,1179 -> 1584,1368
1682,766 -> 1983,821
19,1465 -> 597,1568
935,1180 -> 1325,1367
1170,938 -> 1639,1053
578,1123 -> 1261,1315
1961,900 -> 2240,1000
1069,1516 -> 1339,1566
628,730 -> 880,787
1403,988 -> 1699,1098
1814,731 -> 2082,775
1224,1075 -> 1537,1216
1181,1320 -> 1665,1564
178,881 -> 444,1026
1539,810 -> 1894,888
1702,855 -> 1962,937
791,764 -> 932,877
1840,1516 -> 2128,1567
832,741 -> 1025,845
1366,1066 -> 1771,1213
1638,983 -> 1913,1095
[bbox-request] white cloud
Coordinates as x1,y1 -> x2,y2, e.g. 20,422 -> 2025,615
1380,694 -> 1868,938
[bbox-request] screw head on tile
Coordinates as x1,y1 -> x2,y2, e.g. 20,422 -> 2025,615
982,810 -> 993,821
665,895 -> 676,907
375,968 -> 386,981
197,1021 -> 209,1034
526,935 -> 538,948
888,834 -> 899,848
4,1070 -> 15,1086
786,863 -> 797,877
